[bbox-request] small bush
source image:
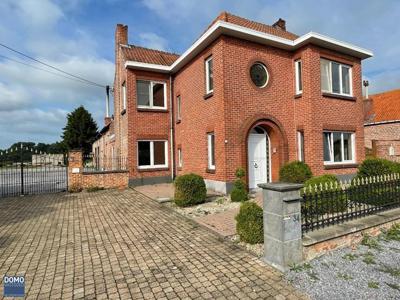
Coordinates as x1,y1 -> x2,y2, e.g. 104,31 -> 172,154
86,186 -> 104,193
174,173 -> 207,207
230,168 -> 248,202
279,161 -> 312,184
304,174 -> 338,188
231,186 -> 248,202
302,174 -> 347,214
357,158 -> 400,178
68,183 -> 82,193
235,202 -> 263,244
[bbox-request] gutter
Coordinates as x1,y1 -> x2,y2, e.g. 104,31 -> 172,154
169,75 -> 175,181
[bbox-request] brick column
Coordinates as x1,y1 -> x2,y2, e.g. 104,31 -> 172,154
68,150 -> 83,191
258,182 -> 304,272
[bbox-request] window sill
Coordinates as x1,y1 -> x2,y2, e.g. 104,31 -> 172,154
121,109 -> 126,115
322,92 -> 356,101
204,92 -> 214,100
206,168 -> 216,174
137,108 -> 168,113
137,167 -> 169,172
324,163 -> 358,170
294,93 -> 302,99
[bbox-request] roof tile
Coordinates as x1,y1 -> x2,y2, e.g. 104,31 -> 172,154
369,89 -> 400,122
121,11 -> 299,66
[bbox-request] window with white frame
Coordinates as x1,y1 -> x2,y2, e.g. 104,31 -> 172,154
323,131 -> 355,164
178,148 -> 182,168
137,140 -> 168,169
295,60 -> 303,94
320,59 -> 352,96
136,80 -> 167,109
297,131 -> 304,162
122,82 -> 127,110
205,56 -> 213,94
176,95 -> 181,121
207,132 -> 215,170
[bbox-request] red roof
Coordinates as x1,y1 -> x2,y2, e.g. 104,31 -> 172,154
209,11 -> 298,41
121,45 -> 179,66
369,89 -> 400,122
121,11 -> 298,66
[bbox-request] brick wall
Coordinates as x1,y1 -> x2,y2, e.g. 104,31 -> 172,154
364,122 -> 400,148
68,150 -> 128,190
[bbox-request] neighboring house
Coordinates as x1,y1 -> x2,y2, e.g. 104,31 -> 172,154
92,117 -> 116,168
102,11 -> 372,193
32,154 -> 64,166
364,89 -> 400,161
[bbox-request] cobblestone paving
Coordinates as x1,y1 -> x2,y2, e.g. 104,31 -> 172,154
0,189 -> 307,299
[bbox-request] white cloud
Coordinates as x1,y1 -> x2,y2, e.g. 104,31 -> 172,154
138,33 -> 168,51
0,0 -> 113,148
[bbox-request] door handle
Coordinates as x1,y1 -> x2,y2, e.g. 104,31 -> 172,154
253,162 -> 258,168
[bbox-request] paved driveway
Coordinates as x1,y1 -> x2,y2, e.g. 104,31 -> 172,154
0,189 -> 306,299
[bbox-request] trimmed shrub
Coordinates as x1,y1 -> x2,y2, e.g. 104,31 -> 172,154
279,161 -> 312,184
304,174 -> 338,188
235,202 -> 263,244
230,168 -> 248,202
231,186 -> 248,202
174,173 -> 207,207
357,158 -> 400,178
302,174 -> 346,214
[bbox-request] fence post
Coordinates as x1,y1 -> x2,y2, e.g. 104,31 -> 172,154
258,182 -> 304,272
68,150 -> 83,191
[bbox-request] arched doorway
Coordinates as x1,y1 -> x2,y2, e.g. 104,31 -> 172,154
247,125 -> 271,189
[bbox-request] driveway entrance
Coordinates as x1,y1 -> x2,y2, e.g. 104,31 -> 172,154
0,189 -> 306,299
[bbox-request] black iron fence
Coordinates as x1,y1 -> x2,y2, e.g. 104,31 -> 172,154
83,154 -> 127,173
301,174 -> 400,233
0,153 -> 68,198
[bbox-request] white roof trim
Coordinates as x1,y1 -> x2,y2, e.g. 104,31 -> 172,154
125,20 -> 373,73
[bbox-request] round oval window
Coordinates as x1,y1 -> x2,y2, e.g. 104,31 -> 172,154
250,63 -> 269,88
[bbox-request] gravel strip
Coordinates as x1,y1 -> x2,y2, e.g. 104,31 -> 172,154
286,233 -> 400,300
165,196 -> 241,218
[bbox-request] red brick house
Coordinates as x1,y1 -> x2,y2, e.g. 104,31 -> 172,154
96,12 -> 373,193
364,89 -> 400,161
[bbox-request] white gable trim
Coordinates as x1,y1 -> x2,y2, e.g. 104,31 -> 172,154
125,20 -> 373,73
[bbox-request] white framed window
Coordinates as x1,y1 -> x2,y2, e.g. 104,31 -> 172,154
295,60 -> 302,94
207,132 -> 215,170
321,59 -> 352,96
176,95 -> 181,121
323,131 -> 355,164
205,56 -> 213,94
137,140 -> 168,169
137,80 -> 167,109
178,148 -> 182,168
297,131 -> 304,162
122,81 -> 127,110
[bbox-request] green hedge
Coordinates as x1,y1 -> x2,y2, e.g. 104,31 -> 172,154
279,161 -> 312,184
302,174 -> 347,215
174,173 -> 207,207
230,168 -> 248,202
235,202 -> 263,244
357,158 -> 400,178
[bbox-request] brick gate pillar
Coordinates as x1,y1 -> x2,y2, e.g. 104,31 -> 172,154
258,182 -> 304,271
68,150 -> 83,191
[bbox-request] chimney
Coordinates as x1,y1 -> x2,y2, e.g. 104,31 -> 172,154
104,117 -> 112,126
272,18 -> 286,31
116,24 -> 128,46
363,80 -> 369,99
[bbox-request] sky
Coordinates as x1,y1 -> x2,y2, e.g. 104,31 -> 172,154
0,0 -> 399,149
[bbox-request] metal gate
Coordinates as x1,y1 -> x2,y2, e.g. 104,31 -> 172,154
0,145 -> 68,198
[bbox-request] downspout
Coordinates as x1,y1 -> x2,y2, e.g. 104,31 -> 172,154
169,75 -> 175,180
